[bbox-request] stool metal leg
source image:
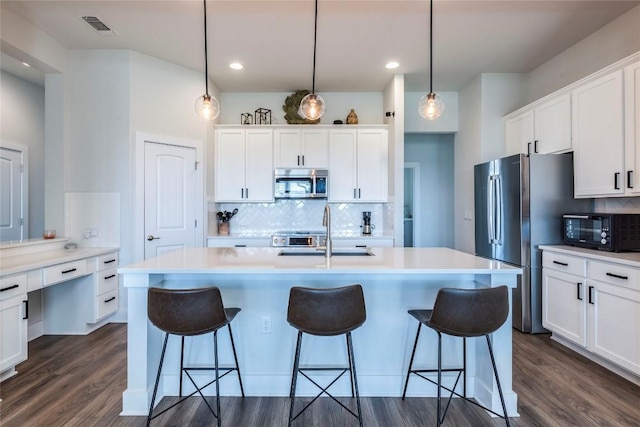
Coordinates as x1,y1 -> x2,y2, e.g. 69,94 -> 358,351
402,322 -> 422,400
288,331 -> 303,427
463,337 -> 467,398
486,335 -> 511,427
214,330 -> 221,427
436,331 -> 443,426
147,332 -> 169,427
179,336 -> 185,397
346,332 -> 363,427
346,334 -> 355,398
227,324 -> 245,397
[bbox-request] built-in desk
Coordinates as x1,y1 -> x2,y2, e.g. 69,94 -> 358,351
0,239 -> 119,382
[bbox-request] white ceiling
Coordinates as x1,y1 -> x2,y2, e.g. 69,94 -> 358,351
1,0 -> 639,92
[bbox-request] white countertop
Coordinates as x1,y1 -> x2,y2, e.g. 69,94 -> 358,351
0,247 -> 119,276
539,245 -> 640,268
118,247 -> 521,275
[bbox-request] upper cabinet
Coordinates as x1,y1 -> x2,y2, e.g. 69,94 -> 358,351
625,61 -> 640,195
329,127 -> 388,202
274,128 -> 329,169
505,93 -> 571,156
215,128 -> 274,202
572,70 -> 625,198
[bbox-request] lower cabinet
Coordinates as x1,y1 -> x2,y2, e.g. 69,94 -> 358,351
93,252 -> 119,322
333,238 -> 394,248
542,248 -> 640,377
207,237 -> 272,248
0,273 -> 28,378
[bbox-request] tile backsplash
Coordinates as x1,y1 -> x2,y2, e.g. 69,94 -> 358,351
209,199 -> 389,236
595,197 -> 640,213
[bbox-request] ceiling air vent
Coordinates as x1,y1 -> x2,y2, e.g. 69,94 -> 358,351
80,16 -> 117,35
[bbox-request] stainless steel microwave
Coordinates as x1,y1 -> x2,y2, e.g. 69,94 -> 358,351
274,169 -> 328,199
563,214 -> 640,252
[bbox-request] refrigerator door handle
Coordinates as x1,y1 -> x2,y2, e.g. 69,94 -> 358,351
487,176 -> 494,243
495,175 -> 503,244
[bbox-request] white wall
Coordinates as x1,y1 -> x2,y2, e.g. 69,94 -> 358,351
527,4 -> 640,103
219,92 -> 383,125
0,70 -> 45,237
404,91 -> 459,133
404,133 -> 454,248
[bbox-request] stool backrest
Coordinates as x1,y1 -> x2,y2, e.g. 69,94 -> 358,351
148,286 -> 227,336
287,284 -> 366,336
429,286 -> 509,337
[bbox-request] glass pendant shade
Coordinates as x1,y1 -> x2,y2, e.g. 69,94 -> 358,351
299,93 -> 325,120
418,92 -> 445,120
195,94 -> 220,121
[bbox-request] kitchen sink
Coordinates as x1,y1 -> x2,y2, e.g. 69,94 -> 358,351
278,248 -> 374,256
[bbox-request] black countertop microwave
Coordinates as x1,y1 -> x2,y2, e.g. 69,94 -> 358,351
563,213 -> 640,252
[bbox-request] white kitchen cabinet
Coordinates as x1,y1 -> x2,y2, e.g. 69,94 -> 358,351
542,252 -> 587,347
207,237 -> 271,248
93,252 -> 119,322
215,128 -> 274,202
572,70 -> 625,197
541,246 -> 640,378
0,273 -> 28,380
329,127 -> 388,202
504,94 -> 571,156
624,61 -> 640,194
274,128 -> 329,168
332,237 -> 394,248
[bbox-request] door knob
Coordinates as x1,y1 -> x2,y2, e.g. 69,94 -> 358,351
147,235 -> 160,241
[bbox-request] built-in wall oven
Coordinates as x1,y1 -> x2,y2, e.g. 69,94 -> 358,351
274,169 -> 328,199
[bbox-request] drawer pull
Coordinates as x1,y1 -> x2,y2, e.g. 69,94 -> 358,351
553,260 -> 568,266
606,272 -> 628,280
104,274 -> 116,280
234,244 -> 246,247
104,296 -> 116,303
104,259 -> 116,264
576,282 -> 582,301
61,268 -> 77,274
0,284 -> 20,292
355,245 -> 367,248
588,286 -> 594,305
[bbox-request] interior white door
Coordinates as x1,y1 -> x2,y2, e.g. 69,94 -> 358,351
0,146 -> 26,242
144,142 -> 197,258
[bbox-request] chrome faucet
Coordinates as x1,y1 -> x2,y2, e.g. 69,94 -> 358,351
322,204 -> 332,257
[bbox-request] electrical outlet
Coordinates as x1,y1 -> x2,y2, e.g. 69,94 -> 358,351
83,228 -> 99,238
261,316 -> 271,334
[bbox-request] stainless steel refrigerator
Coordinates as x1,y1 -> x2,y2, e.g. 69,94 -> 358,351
474,153 -> 592,333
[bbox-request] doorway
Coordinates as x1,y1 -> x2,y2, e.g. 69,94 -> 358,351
403,163 -> 420,247
0,143 -> 28,242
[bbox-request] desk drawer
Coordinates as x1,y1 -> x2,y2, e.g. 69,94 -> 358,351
96,268 -> 118,295
43,260 -> 89,287
0,273 -> 27,300
96,252 -> 119,272
543,252 -> 587,276
95,290 -> 118,320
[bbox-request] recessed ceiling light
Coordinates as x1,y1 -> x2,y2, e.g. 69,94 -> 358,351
385,61 -> 399,70
22,62 -> 31,67
229,62 -> 244,70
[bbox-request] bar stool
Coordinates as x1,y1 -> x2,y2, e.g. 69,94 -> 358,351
402,286 -> 511,426
287,284 -> 366,427
146,286 -> 244,427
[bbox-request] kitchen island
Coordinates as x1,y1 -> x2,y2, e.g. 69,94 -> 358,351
118,247 -> 521,417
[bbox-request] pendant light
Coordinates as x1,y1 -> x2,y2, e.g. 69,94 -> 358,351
299,0 -> 325,121
418,0 -> 444,120
195,0 -> 220,121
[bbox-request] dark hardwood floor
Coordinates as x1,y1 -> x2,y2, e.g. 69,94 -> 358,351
1,323 -> 639,426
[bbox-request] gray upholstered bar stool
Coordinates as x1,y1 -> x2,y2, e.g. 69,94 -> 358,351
402,286 -> 511,426
287,284 -> 366,427
146,286 -> 244,427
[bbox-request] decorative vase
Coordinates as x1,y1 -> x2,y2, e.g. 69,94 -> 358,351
218,222 -> 230,236
346,109 -> 358,125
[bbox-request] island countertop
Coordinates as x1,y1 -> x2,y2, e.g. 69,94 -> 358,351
118,246 -> 521,276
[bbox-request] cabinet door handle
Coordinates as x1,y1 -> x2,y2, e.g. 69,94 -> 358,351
0,284 -> 19,292
23,300 -> 29,320
527,142 -> 532,155
62,268 -> 77,274
614,172 -> 621,190
104,296 -> 116,303
534,140 -> 539,153
576,282 -> 582,300
358,188 -> 362,199
553,260 -> 568,266
354,189 -> 357,199
606,272 -> 628,280
241,188 -> 244,198
297,155 -> 300,166
628,171 -> 634,189
588,286 -> 594,305
301,155 -> 305,165
105,274 -> 116,280
245,188 -> 249,199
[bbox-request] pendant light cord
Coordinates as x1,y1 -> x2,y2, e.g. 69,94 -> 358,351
311,0 -> 318,94
429,0 -> 433,94
203,0 -> 209,96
